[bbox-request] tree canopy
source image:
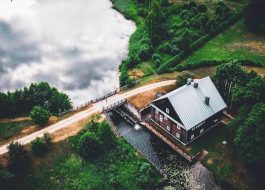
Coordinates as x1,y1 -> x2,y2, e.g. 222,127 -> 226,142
245,0 -> 265,33
0,82 -> 72,119
30,106 -> 51,126
234,103 -> 265,166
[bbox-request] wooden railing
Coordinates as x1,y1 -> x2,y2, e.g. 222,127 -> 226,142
102,99 -> 127,112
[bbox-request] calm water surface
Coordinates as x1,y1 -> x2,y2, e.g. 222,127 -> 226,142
0,0 -> 135,106
110,113 -> 221,190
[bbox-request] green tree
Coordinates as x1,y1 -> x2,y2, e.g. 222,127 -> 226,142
97,121 -> 117,150
233,76 -> 265,108
212,61 -> 247,105
77,132 -> 102,160
245,0 -> 265,33
146,0 -> 164,45
234,103 -> 265,166
7,142 -> 29,171
0,82 -> 72,118
0,168 -> 14,189
176,71 -> 195,86
31,137 -> 48,156
30,106 -> 51,126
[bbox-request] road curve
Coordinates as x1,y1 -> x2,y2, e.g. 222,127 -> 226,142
0,80 -> 175,155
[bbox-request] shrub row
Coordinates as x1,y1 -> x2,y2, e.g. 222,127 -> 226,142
157,13 -> 242,73
175,59 -> 265,71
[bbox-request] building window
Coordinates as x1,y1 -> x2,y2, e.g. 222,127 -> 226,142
200,128 -> 204,134
177,125 -> 180,130
159,114 -> 163,122
166,108 -> 169,114
191,134 -> 194,140
155,109 -> 159,114
214,119 -> 218,123
164,116 -> 167,121
176,132 -> 180,138
166,126 -> 171,131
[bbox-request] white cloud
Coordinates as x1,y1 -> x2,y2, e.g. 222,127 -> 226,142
0,0 -> 135,106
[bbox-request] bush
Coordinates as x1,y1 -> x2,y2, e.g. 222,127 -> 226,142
30,106 -> 51,126
97,121 -> 117,150
176,71 -> 196,86
77,132 -> 102,160
245,0 -> 265,33
0,169 -> 14,189
31,134 -> 53,156
7,142 -> 29,171
138,44 -> 152,61
152,54 -> 162,67
43,133 -> 53,148
125,55 -> 140,68
198,4 -> 207,13
31,137 -> 48,156
170,45 -> 181,55
152,53 -> 161,62
158,42 -> 171,53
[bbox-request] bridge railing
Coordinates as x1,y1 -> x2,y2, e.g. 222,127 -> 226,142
102,99 -> 127,112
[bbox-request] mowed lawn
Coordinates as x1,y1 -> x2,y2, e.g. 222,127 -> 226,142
0,120 -> 33,141
181,20 -> 265,66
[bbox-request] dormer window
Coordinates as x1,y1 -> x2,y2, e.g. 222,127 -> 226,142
166,108 -> 169,114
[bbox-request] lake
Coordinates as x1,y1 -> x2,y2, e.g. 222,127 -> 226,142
0,0 -> 135,106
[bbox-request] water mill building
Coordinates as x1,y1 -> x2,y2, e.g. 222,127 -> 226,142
149,76 -> 227,145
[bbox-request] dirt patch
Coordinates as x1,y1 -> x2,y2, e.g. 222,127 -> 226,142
207,158 -> 213,165
128,84 -> 176,110
0,117 -> 31,123
52,113 -> 101,143
230,41 -> 265,55
244,66 -> 265,77
0,125 -> 40,146
129,69 -> 145,79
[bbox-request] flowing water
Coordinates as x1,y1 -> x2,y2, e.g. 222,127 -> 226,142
109,112 -> 221,190
0,0 -> 135,106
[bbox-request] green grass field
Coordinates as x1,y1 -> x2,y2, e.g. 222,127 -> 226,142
0,120 -> 33,141
180,20 -> 265,67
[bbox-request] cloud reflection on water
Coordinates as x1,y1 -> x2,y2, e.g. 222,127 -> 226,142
0,0 -> 135,106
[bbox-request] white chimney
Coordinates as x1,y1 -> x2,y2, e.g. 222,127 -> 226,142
187,78 -> 192,85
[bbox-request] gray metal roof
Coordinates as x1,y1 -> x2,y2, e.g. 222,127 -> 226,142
155,76 -> 227,130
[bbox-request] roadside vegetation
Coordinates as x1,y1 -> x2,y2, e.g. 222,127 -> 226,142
30,106 -> 51,126
0,82 -> 72,119
0,121 -> 162,190
0,120 -> 33,141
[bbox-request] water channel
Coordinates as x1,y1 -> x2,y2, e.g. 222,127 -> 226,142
109,112 -> 221,190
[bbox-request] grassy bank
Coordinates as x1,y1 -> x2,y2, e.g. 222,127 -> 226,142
179,20 -> 265,68
14,121 -> 162,190
0,120 -> 33,141
185,123 -> 254,190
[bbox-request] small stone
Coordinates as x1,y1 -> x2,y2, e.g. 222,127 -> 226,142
222,140 -> 227,145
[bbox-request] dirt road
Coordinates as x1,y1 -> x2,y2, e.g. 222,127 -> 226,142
0,80 -> 175,155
